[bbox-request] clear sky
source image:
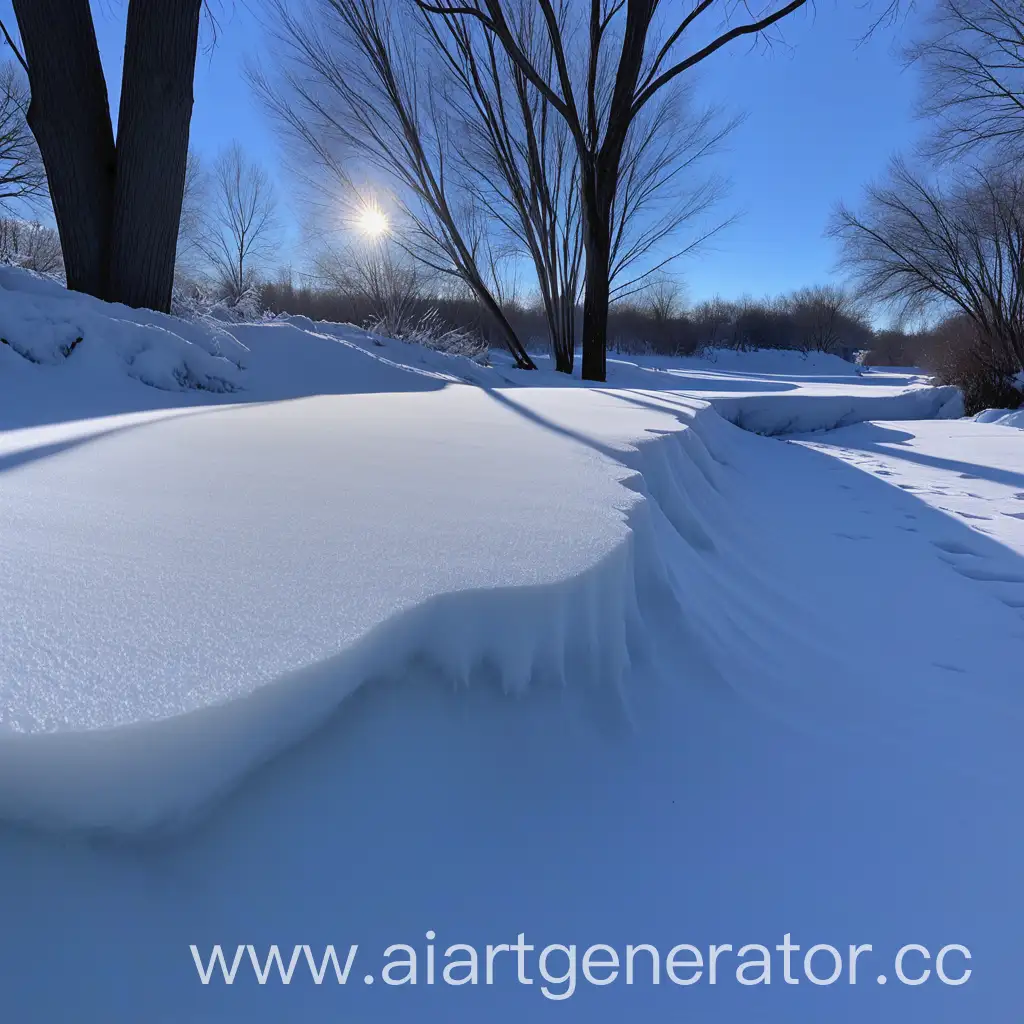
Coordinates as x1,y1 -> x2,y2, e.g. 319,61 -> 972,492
0,0 -> 926,304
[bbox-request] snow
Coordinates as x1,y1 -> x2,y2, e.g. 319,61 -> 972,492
0,267 -> 1020,1021
975,406 -> 1024,429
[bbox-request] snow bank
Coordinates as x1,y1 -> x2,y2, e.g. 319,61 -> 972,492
0,265 -> 960,436
0,269 -> 975,830
975,406 -> 1024,428
649,346 -> 864,376
0,266 -> 246,393
0,389 -> 691,830
711,383 -> 964,436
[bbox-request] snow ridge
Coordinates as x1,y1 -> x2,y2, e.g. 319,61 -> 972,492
0,394 -> 738,834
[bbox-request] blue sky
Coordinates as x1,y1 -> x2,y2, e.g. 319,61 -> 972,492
1,1 -> 925,304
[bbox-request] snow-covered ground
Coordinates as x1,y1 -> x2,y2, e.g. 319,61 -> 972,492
0,269 -> 1019,1022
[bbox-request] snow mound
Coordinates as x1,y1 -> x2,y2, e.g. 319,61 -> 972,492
0,266 -> 246,393
975,406 -> 1024,429
0,388 -> 692,830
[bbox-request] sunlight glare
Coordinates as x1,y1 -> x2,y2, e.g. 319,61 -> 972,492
357,204 -> 389,238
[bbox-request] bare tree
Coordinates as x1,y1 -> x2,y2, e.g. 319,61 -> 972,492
198,143 -> 279,300
423,6 -> 582,370
316,239 -> 433,333
908,0 -> 1024,161
255,0 -> 537,369
831,159 -> 1024,373
417,0 -> 814,380
641,273 -> 685,324
788,284 -> 868,353
0,62 -> 46,209
6,0 -> 203,310
174,149 -> 207,281
0,217 -> 63,274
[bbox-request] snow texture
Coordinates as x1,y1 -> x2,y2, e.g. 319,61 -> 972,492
0,267 -> 1021,1022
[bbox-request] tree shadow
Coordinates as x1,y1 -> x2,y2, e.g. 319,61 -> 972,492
806,422 -> 1024,490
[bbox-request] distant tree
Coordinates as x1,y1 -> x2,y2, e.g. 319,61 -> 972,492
0,62 -> 45,209
175,150 -> 207,278
7,0 -> 203,311
316,240 -> 432,335
691,296 -> 735,349
788,284 -> 869,353
0,217 -> 62,274
831,159 -> 1024,376
198,143 -> 279,300
642,275 -> 685,325
863,327 -> 922,367
734,295 -> 793,350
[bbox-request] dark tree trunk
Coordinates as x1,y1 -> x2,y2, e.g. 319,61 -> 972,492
12,0 -> 115,298
107,0 -> 203,312
580,167 -> 613,383
581,231 -> 610,382
472,280 -> 537,370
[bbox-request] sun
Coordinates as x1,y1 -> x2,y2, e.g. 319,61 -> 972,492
357,204 -> 389,238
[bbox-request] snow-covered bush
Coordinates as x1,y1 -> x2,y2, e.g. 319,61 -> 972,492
366,307 -> 488,360
172,280 -> 266,324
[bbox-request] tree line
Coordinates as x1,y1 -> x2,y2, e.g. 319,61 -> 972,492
832,0 -> 1024,412
2,0 -> 910,383
7,0 -> 1021,406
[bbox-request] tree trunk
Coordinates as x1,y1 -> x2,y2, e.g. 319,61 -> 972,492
107,0 -> 203,312
580,173 -> 612,382
12,0 -> 115,298
472,281 -> 536,370
581,241 -> 610,382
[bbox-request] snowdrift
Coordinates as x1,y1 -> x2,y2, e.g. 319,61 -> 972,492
0,387 -> 713,830
0,267 -> 978,830
0,267 -> 246,392
975,406 -> 1024,429
0,266 -> 959,433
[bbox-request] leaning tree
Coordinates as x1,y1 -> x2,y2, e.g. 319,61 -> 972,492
6,0 -> 203,312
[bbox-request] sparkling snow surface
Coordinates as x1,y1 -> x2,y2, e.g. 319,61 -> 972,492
0,268 -> 1020,1022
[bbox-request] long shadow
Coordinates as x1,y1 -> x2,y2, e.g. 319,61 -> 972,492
0,322 -> 456,432
808,422 -> 1024,490
478,386 -> 622,461
0,404 -> 270,476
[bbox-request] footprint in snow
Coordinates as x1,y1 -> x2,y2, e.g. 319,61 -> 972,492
932,661 -> 967,674
835,532 -> 872,541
